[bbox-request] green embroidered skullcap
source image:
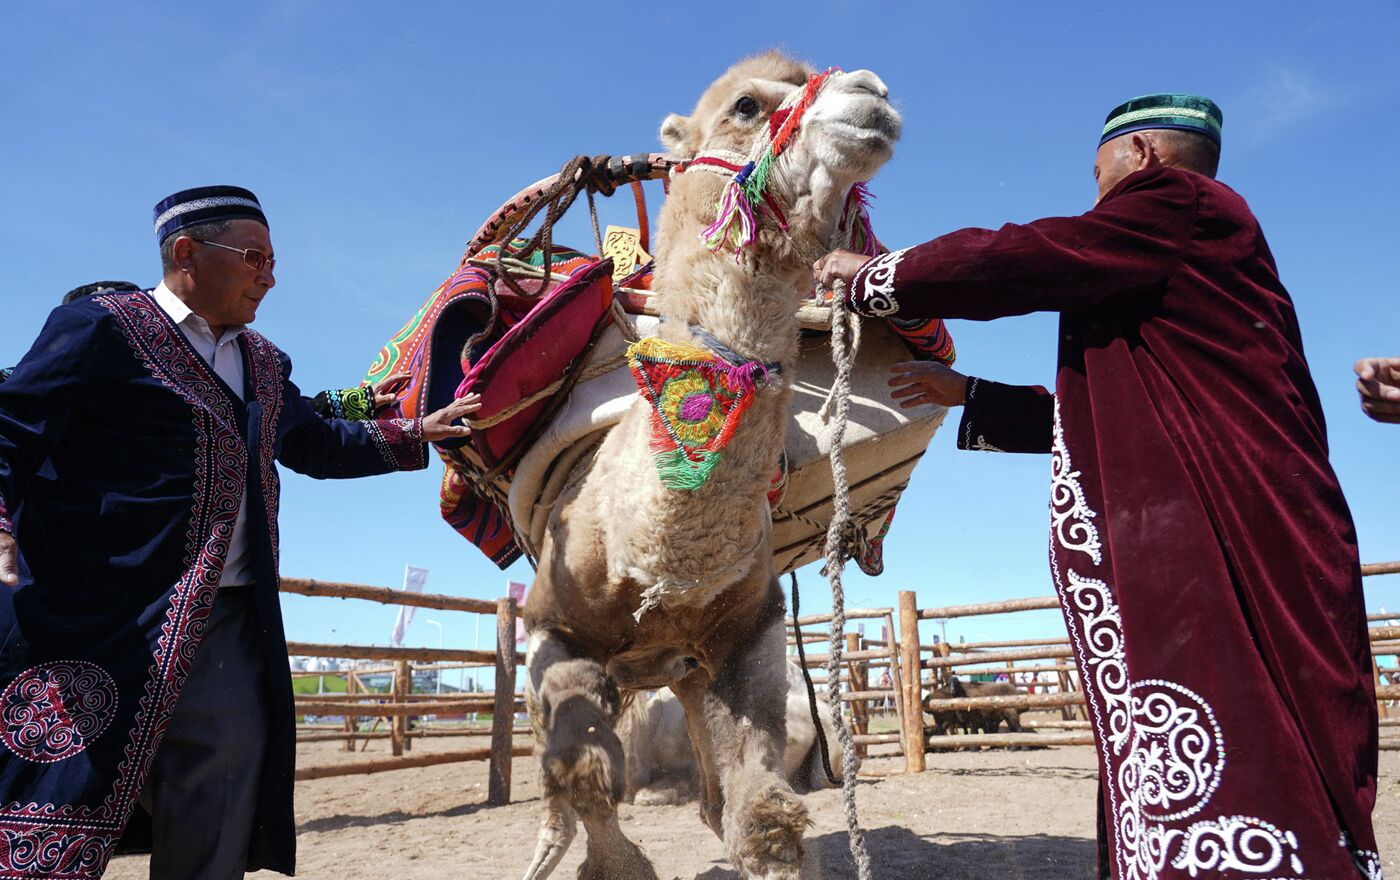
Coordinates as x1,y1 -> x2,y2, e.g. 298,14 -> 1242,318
1101,94 -> 1223,146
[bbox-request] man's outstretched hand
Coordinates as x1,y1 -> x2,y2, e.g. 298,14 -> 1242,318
421,392 -> 483,442
812,249 -> 870,290
369,372 -> 411,411
0,533 -> 17,589
1356,357 -> 1400,424
889,361 -> 969,409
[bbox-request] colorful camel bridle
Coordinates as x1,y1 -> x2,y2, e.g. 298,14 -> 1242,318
670,66 -> 878,260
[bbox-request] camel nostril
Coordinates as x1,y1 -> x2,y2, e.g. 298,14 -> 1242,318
843,70 -> 890,100
683,656 -> 700,670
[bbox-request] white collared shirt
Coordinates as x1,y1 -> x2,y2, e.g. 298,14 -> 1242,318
151,282 -> 254,587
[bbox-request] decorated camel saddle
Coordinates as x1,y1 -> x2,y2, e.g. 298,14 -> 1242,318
366,145 -> 955,576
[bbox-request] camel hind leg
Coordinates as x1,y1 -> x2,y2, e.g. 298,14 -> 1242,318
522,629 -> 658,880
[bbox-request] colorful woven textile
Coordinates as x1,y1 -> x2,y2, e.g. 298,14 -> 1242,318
627,338 -> 773,490
888,314 -> 957,365
437,447 -> 522,568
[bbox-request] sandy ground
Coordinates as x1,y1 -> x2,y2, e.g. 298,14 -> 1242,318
105,732 -> 1400,880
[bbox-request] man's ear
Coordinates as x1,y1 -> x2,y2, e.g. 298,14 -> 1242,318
659,113 -> 693,154
1130,132 -> 1161,171
170,236 -> 197,273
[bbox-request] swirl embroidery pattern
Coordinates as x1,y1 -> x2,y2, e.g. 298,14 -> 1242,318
1050,401 -> 1102,565
850,247 -> 908,316
243,331 -> 285,570
0,663 -> 118,764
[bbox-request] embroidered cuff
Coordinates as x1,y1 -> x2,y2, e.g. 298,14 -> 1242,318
367,417 -> 428,471
957,377 -> 1005,453
846,247 -> 909,317
314,386 -> 374,421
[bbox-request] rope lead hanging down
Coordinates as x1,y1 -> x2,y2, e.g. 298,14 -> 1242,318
819,278 -> 873,880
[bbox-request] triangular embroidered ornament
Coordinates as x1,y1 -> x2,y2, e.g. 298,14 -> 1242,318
627,338 -> 768,490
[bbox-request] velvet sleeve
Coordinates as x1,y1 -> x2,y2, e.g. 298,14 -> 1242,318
955,377 -> 1054,454
274,353 -> 427,479
847,167 -> 1200,321
0,305 -> 108,532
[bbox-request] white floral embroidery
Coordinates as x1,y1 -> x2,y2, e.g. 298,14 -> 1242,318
1123,680 -> 1223,822
1168,816 -> 1304,877
1063,570 -> 1132,754
1050,399 -> 1103,564
967,434 -> 1004,452
852,247 -> 908,316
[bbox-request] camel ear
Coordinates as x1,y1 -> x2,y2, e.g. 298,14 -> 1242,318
659,113 -> 693,153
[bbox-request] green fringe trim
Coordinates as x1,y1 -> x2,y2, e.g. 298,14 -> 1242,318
653,448 -> 722,490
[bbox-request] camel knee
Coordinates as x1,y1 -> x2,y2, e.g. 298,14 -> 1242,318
534,656 -> 625,816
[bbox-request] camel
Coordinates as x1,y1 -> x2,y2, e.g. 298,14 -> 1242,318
521,52 -> 901,880
926,677 -> 1028,736
619,659 -> 855,806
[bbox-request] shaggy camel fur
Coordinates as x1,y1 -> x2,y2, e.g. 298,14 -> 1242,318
521,52 -> 900,880
619,659 -> 855,806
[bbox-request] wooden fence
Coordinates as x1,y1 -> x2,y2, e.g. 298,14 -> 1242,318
785,608 -> 908,764
279,560 -> 1396,792
280,577 -> 526,804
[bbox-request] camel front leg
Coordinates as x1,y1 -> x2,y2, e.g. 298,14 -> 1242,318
689,614 -> 814,879
521,629 -> 658,880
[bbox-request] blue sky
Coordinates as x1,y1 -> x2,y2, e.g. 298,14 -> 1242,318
3,1 -> 1397,663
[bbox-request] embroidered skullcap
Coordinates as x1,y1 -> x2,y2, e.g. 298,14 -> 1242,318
152,185 -> 267,243
1100,94 -> 1223,146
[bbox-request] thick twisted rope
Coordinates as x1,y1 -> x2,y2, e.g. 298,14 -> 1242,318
818,277 -> 873,880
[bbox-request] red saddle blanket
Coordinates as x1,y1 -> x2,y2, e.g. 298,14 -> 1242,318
366,243 -> 612,567
368,240 -> 952,571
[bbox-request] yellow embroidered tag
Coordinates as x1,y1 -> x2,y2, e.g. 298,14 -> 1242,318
603,225 -> 650,281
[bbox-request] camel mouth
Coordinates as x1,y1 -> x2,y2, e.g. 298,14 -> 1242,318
821,118 -> 899,153
807,91 -> 902,171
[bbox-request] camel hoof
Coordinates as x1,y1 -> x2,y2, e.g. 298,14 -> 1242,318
576,842 -> 660,880
732,785 -> 809,878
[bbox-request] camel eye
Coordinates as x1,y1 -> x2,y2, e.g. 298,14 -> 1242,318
734,95 -> 760,119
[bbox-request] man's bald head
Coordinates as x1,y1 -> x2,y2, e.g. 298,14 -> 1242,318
1093,128 -> 1221,203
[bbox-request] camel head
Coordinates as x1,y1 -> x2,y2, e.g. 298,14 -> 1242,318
657,51 -> 901,272
650,52 -> 900,360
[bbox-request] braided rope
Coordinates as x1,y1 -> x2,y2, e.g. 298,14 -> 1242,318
819,277 -> 873,880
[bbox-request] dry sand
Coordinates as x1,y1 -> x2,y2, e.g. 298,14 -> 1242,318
105,736 -> 1399,879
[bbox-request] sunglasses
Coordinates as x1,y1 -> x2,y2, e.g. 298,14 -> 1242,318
192,239 -> 276,273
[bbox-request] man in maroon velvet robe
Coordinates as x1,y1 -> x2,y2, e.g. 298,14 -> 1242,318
817,94 -> 1383,879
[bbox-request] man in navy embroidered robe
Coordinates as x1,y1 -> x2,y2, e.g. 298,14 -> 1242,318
816,95 -> 1383,879
0,185 -> 479,880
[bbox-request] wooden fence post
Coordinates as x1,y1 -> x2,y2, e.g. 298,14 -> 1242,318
883,611 -> 908,761
344,670 -> 357,752
488,598 -> 519,806
898,590 -> 925,773
845,632 -> 868,758
391,660 -> 410,756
